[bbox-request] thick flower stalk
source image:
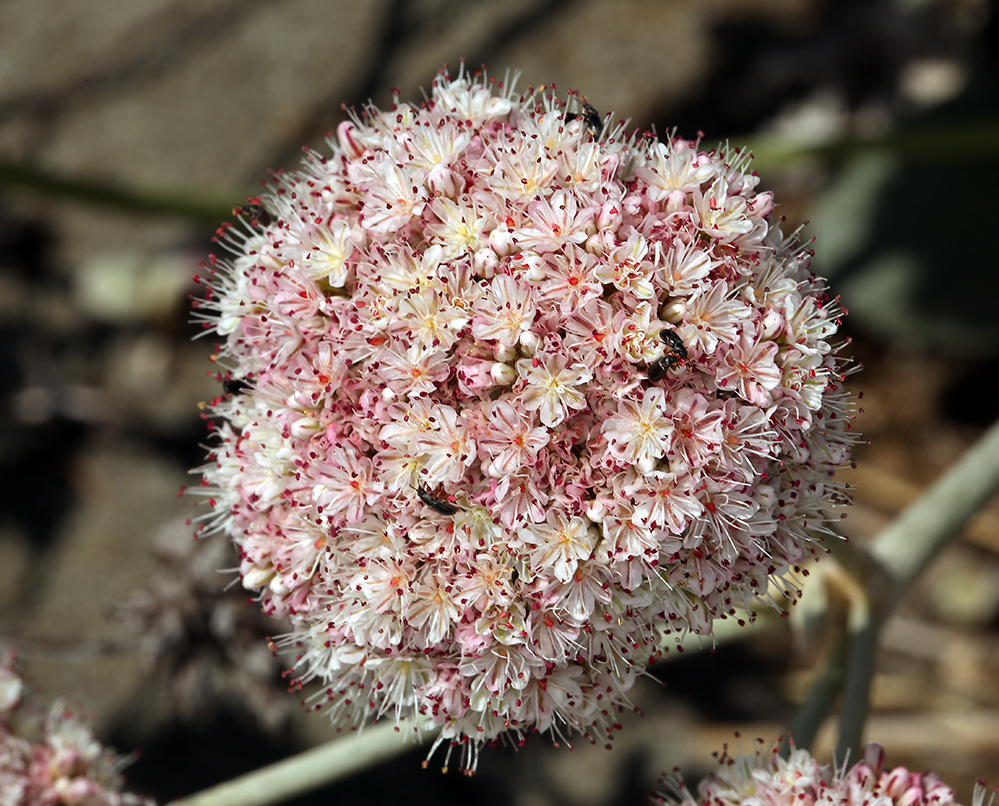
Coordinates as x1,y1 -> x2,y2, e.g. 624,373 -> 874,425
0,653 -> 153,806
192,66 -> 854,766
657,742 -> 971,806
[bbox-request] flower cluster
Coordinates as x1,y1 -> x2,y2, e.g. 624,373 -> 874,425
0,653 -> 153,806
113,519 -> 292,734
658,742 -> 969,806
193,66 -> 854,765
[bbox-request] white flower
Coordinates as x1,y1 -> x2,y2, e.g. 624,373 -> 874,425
403,118 -> 473,172
376,244 -> 443,295
485,134 -> 560,201
525,245 -> 603,313
349,557 -> 415,615
593,230 -> 656,299
602,387 -> 673,473
661,240 -> 716,296
310,446 -> 383,524
375,343 -> 451,397
455,553 -> 515,610
234,420 -> 295,511
472,274 -> 536,347
676,280 -> 752,354
563,298 -> 616,364
406,570 -> 462,646
523,512 -> 599,583
622,468 -> 704,533
431,70 -> 517,121
599,502 -> 659,564
425,196 -> 490,259
352,156 -> 428,235
300,220 -> 360,287
665,389 -> 725,471
394,288 -> 468,351
635,138 -> 716,198
694,177 -> 755,240
415,404 -> 475,484
342,514 -> 408,560
516,353 -> 591,427
514,189 -> 594,252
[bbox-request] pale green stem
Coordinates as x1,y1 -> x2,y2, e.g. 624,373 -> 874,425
786,417 -> 999,763
867,416 -> 999,608
168,719 -> 430,806
822,528 -> 891,762
830,417 -> 999,763
834,589 -> 877,765
780,532 -> 884,757
781,626 -> 849,757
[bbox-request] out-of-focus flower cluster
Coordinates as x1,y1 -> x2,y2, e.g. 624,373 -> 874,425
113,519 -> 293,735
0,653 -> 154,806
193,65 -> 854,764
657,742 -> 968,806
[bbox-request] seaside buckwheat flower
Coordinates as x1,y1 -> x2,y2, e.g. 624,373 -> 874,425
655,741 -> 970,806
192,65 -> 855,769
0,652 -> 154,806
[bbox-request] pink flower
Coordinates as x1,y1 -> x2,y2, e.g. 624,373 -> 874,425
194,65 -> 855,769
414,404 -> 475,484
715,327 -> 782,406
665,388 -> 725,470
310,445 -> 384,524
0,655 -> 153,806
656,743 -> 969,806
675,280 -> 752,354
477,400 -> 550,477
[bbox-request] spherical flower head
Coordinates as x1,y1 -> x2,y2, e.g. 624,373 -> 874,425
656,742 -> 966,806
192,64 -> 856,769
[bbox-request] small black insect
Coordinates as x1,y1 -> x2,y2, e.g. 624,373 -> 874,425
659,328 -> 687,360
232,201 -> 272,227
565,102 -> 603,137
647,328 -> 688,382
416,484 -> 460,516
222,378 -> 253,396
646,357 -> 670,382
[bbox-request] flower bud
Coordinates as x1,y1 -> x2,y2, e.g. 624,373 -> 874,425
490,361 -> 517,386
519,330 -> 540,355
494,343 -> 517,363
660,300 -> 686,323
473,247 -> 499,277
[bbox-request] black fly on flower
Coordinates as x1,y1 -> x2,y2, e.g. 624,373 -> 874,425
647,328 -> 688,382
565,101 -> 603,137
416,483 -> 460,516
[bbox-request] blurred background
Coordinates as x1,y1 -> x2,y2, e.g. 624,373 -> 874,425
1,0 -> 998,803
